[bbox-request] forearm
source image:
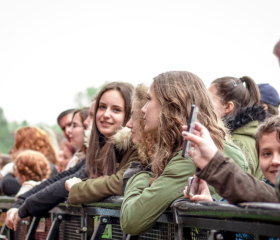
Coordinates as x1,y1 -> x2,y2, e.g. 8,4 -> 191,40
69,170 -> 125,205
18,166 -> 87,217
196,151 -> 279,203
13,159 -> 86,208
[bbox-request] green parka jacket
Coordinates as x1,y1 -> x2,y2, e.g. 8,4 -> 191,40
226,105 -> 266,180
120,141 -> 248,235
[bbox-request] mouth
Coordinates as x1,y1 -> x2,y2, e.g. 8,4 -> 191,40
270,170 -> 279,174
101,121 -> 113,126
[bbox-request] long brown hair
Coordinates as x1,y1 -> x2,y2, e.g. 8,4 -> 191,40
86,82 -> 134,179
151,71 -> 225,180
211,76 -> 260,115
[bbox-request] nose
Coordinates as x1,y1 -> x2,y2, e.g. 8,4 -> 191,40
271,153 -> 280,166
126,117 -> 133,129
103,108 -> 110,118
66,124 -> 72,136
141,103 -> 148,115
83,116 -> 90,129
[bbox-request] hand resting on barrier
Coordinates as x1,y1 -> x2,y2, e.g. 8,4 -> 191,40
183,177 -> 213,202
181,122 -> 218,170
5,208 -> 21,231
65,177 -> 82,191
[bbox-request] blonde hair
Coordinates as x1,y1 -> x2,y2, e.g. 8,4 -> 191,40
151,71 -> 225,180
14,150 -> 50,181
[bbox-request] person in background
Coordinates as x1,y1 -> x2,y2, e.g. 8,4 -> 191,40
182,116 -> 280,204
57,139 -> 76,172
0,126 -> 58,196
274,39 -> 280,65
14,150 -> 50,199
257,83 -> 280,116
209,76 -> 266,180
57,108 -> 76,142
0,153 -> 12,181
64,107 -> 89,170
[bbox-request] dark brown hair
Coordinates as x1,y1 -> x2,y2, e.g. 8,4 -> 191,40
151,71 -> 225,180
211,76 -> 260,115
256,115 -> 280,157
86,82 -> 134,179
72,107 -> 90,129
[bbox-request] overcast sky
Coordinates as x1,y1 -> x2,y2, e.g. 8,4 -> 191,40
1,0 -> 279,126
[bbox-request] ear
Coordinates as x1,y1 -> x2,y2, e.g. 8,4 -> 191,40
262,103 -> 268,110
224,101 -> 234,115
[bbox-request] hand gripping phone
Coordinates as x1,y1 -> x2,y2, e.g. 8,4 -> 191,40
182,105 -> 199,158
187,176 -> 199,197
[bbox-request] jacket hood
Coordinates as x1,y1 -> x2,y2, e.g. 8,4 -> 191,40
111,127 -> 132,150
84,125 -> 132,150
226,105 -> 266,133
84,124 -> 132,150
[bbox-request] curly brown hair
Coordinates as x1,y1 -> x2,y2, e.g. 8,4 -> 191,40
14,150 -> 50,181
151,71 -> 225,181
131,84 -> 156,165
11,127 -> 58,165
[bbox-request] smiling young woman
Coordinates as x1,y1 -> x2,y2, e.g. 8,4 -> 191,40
66,82 -> 140,205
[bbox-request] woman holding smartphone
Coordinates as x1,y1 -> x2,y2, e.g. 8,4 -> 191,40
120,71 -> 248,236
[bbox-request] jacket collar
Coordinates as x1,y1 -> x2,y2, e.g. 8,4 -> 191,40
225,105 -> 266,133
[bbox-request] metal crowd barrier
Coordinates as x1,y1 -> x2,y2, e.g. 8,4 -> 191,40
0,196 -> 279,240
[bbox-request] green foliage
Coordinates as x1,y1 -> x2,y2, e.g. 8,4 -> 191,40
0,108 -> 14,154
74,82 -> 109,108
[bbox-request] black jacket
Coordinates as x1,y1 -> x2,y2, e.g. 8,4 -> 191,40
12,158 -> 87,218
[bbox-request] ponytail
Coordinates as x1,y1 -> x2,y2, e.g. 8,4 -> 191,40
211,75 -> 260,114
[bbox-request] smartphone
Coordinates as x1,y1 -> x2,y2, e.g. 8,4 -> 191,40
187,176 -> 199,197
182,105 -> 199,158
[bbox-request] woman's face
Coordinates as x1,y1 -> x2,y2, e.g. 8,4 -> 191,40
68,113 -> 85,149
141,85 -> 161,134
126,102 -> 141,144
96,90 -> 126,138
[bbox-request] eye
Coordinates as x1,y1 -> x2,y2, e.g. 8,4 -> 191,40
99,105 -> 106,109
113,108 -> 121,112
262,152 -> 271,157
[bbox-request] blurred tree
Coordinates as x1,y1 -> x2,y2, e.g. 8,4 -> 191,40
0,108 -> 14,154
74,82 -> 108,108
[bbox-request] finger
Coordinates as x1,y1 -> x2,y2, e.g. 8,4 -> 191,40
182,125 -> 188,131
13,220 -> 18,232
65,182 -> 69,191
183,188 -> 190,198
182,131 -> 204,146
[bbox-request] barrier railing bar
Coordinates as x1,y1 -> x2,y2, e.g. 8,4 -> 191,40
24,217 -> 40,240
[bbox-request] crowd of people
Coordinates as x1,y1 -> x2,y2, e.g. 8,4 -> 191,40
0,40 -> 280,236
